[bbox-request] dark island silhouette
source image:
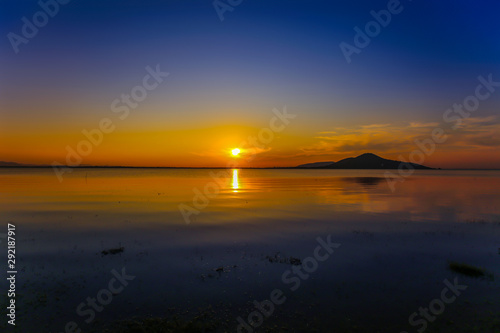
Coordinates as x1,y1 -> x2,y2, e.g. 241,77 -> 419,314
296,153 -> 433,169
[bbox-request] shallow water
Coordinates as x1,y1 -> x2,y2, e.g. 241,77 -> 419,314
0,168 -> 499,332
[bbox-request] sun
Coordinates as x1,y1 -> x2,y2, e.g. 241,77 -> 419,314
231,148 -> 241,156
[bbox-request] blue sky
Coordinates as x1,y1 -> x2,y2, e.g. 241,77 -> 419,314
1,0 -> 500,167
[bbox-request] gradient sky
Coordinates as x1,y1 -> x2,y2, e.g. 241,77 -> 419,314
1,0 -> 500,168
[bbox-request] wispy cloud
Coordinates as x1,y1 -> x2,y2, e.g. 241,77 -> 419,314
361,123 -> 391,129
409,122 -> 440,128
299,117 -> 500,157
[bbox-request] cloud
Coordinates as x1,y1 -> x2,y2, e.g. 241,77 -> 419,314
299,117 -> 500,157
361,123 -> 391,129
409,122 -> 439,128
462,115 -> 497,125
245,147 -> 272,155
467,135 -> 500,147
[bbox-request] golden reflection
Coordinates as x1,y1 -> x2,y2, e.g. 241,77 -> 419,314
2,169 -> 500,226
232,169 -> 239,191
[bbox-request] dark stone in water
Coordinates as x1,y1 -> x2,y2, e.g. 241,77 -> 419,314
101,247 -> 124,256
266,252 -> 302,266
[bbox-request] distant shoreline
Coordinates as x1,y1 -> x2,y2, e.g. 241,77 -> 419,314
3,153 -> 498,170
1,166 -> 500,170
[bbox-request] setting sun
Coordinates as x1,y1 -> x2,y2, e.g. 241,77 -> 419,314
231,148 -> 241,156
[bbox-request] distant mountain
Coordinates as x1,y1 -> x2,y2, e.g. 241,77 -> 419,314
297,161 -> 336,168
296,153 -> 433,169
0,161 -> 31,167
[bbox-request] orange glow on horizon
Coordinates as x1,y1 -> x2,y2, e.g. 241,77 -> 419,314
1,120 -> 499,169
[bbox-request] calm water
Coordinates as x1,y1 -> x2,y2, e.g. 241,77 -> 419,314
0,168 -> 499,332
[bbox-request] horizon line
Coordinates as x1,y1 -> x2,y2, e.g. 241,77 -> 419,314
2,165 -> 500,171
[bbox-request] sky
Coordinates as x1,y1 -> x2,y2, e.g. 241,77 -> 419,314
1,0 -> 500,168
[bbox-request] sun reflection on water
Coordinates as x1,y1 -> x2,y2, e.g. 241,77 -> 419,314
232,169 -> 239,192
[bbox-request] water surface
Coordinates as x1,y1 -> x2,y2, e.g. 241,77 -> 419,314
0,169 -> 499,332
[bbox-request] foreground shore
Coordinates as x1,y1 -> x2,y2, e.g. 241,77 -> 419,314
2,220 -> 498,333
